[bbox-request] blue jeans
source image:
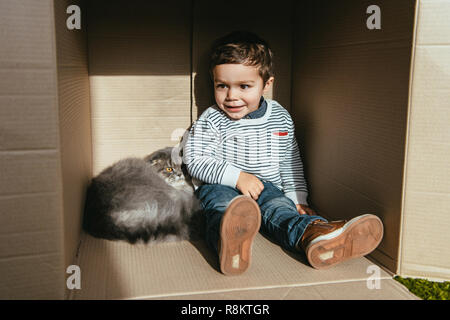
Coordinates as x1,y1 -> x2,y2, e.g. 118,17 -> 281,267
195,181 -> 327,255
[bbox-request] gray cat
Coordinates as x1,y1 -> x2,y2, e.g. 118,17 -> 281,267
82,147 -> 202,244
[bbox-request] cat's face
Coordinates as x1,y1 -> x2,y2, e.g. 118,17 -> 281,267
144,148 -> 188,189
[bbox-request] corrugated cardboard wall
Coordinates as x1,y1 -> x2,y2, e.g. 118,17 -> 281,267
86,0 -> 295,174
0,0 -> 65,299
400,0 -> 450,280
291,0 -> 416,272
87,0 -> 192,175
53,0 -> 92,290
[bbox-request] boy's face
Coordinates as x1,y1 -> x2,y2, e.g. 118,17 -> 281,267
213,64 -> 274,120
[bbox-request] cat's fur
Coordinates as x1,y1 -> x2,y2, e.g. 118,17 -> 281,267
82,147 -> 202,244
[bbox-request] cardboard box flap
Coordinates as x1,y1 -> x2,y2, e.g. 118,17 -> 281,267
399,0 -> 450,280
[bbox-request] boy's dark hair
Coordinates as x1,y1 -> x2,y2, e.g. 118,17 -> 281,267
209,31 -> 274,83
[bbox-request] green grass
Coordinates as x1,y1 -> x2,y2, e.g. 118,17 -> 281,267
394,276 -> 450,300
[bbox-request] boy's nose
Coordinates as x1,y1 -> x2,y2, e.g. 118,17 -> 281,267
226,87 -> 239,100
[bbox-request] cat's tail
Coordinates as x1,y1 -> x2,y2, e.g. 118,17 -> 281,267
82,180 -> 124,241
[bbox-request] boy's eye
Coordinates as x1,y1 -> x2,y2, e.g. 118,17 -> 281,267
165,167 -> 173,172
240,84 -> 250,89
216,84 -> 227,89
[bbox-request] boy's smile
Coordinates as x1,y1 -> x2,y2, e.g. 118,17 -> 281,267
213,64 -> 274,120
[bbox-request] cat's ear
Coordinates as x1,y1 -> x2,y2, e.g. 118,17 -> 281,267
144,155 -> 158,165
144,151 -> 162,163
145,147 -> 172,164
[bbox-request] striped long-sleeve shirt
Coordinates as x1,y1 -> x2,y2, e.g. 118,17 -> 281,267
182,99 -> 309,205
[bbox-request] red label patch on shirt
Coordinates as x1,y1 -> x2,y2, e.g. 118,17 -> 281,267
273,131 -> 288,136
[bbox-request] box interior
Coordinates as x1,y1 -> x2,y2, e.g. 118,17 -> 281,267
56,0 -> 416,298
4,0 -> 450,299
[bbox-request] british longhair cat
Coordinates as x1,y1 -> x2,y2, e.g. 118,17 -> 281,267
82,147 -> 202,244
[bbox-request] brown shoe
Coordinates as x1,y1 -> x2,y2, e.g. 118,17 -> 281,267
219,195 -> 261,276
300,214 -> 384,269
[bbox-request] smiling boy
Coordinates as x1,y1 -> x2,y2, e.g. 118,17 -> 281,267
183,31 -> 383,275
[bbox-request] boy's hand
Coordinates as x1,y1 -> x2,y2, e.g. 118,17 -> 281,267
296,204 -> 317,216
236,171 -> 264,200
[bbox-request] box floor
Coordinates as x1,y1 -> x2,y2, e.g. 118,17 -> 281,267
70,232 -> 418,300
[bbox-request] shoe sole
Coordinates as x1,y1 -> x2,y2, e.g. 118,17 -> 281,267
219,195 -> 261,276
306,214 -> 384,270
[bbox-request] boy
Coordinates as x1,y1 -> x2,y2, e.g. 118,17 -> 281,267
183,31 -> 383,275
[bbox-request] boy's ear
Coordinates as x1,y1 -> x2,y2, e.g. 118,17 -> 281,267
263,77 -> 275,92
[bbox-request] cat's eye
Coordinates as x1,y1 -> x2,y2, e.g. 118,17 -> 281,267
165,167 -> 173,172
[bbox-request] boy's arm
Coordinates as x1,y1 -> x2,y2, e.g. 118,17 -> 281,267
279,123 -> 309,206
183,117 -> 241,187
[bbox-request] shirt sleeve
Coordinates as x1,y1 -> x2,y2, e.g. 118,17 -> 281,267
182,117 -> 241,188
279,118 -> 309,205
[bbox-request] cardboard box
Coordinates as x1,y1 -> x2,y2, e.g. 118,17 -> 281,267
0,0 -> 448,299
